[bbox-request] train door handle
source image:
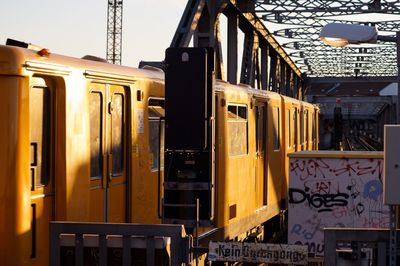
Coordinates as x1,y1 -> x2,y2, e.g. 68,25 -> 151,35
30,142 -> 38,191
31,203 -> 36,258
107,154 -> 113,183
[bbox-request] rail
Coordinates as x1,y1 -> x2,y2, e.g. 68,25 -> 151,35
49,221 -> 192,266
344,134 -> 382,151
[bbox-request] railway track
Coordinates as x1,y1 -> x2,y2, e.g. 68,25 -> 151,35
344,135 -> 381,151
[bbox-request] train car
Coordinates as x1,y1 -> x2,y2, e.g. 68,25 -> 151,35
281,95 -> 301,203
301,101 -> 318,151
213,83 -> 286,238
279,99 -> 319,208
313,104 -> 320,150
162,48 -> 319,244
0,42 -> 164,266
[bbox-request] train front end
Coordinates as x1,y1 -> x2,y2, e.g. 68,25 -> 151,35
162,47 -> 215,232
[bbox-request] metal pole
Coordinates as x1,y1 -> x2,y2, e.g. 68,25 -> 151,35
389,31 -> 400,266
389,205 -> 397,266
396,31 -> 400,124
196,198 -> 199,266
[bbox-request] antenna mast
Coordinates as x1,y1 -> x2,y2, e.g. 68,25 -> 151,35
107,0 -> 123,64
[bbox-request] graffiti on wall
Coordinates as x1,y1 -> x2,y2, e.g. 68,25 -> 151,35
288,156 -> 389,257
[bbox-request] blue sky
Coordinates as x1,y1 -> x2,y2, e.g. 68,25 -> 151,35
0,0 -> 187,67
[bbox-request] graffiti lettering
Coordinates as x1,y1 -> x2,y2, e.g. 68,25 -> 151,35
291,223 -> 316,240
363,217 -> 390,228
294,241 -> 324,256
290,158 -> 330,180
289,188 -> 349,212
363,180 -> 382,201
316,181 -> 330,193
332,159 -> 356,176
357,160 -> 383,179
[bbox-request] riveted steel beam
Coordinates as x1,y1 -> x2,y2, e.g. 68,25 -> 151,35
171,0 -> 304,97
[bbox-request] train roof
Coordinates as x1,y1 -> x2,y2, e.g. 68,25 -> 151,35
215,79 -> 322,108
300,101 -> 315,108
281,94 -> 300,105
0,44 -> 165,82
215,79 -> 282,100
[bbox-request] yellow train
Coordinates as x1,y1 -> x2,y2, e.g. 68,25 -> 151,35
0,43 -> 318,265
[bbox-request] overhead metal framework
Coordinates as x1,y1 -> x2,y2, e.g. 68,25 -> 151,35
255,0 -> 400,78
169,0 -> 307,99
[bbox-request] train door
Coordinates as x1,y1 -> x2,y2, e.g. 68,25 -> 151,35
305,110 -> 309,150
30,77 -> 54,265
255,103 -> 266,207
89,83 -> 127,222
267,103 -> 282,206
312,110 -> 317,149
294,108 -> 299,151
300,109 -> 304,150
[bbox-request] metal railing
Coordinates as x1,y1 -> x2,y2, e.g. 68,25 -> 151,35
50,221 -> 192,266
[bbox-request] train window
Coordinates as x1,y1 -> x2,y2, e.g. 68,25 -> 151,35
111,93 -> 124,175
227,104 -> 248,156
256,106 -> 265,152
89,92 -> 103,179
300,110 -> 304,148
312,112 -> 316,148
286,110 -> 291,148
294,108 -> 298,149
305,110 -> 309,148
272,107 -> 280,150
148,98 -> 165,171
30,86 -> 51,187
256,105 -> 266,153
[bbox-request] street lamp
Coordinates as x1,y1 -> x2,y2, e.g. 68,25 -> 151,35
320,23 -> 400,124
320,22 -> 399,266
320,23 -> 378,47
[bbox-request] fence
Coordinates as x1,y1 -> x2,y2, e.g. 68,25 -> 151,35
49,221 -> 192,266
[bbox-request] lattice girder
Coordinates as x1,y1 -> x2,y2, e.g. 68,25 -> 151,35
255,0 -> 400,78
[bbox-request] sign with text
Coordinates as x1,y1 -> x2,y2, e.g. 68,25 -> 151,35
208,242 -> 308,265
288,153 -> 389,257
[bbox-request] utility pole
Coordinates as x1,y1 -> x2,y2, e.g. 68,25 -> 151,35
106,0 -> 123,64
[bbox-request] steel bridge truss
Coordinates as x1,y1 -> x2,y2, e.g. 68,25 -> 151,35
170,0 -> 306,99
255,0 -> 400,78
